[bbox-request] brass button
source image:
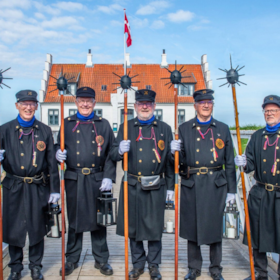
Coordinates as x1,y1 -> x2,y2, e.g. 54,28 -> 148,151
21,166 -> 24,169
181,170 -> 183,173
210,171 -> 213,175
139,127 -> 142,129
77,163 -> 80,167
20,141 -> 23,144
92,141 -> 95,144
263,159 -> 266,162
277,147 -> 279,150
196,149 -> 199,152
16,126 -> 19,129
35,125 -> 38,128
76,120 -> 79,123
68,118 -> 71,120
99,117 -> 102,120
138,172 -> 141,175
140,138 -> 143,141
152,171 -> 154,174
276,183 -> 278,185
139,160 -> 142,163
196,161 -> 199,164
210,160 -> 214,164
153,160 -> 156,163
77,140 -> 80,143
197,172 -> 200,175
265,135 -> 268,138
154,121 -> 157,124
152,148 -> 155,151
21,153 -> 24,156
197,127 -> 200,130
210,148 -> 213,152
77,130 -> 80,133
139,148 -> 142,151
92,164 -> 95,167
77,152 -> 80,155
197,138 -> 200,141
34,164 -> 37,167
277,159 -> 280,162
19,128 -> 22,132
263,171 -> 266,174
181,163 -> 183,165
278,135 -> 280,138
277,171 -> 280,174
152,138 -> 155,140
210,138 -> 213,140
93,152 -> 95,155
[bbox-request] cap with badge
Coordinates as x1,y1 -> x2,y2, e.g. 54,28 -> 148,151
76,87 -> 95,99
135,89 -> 156,102
193,89 -> 214,102
262,95 -> 280,109
16,90 -> 38,103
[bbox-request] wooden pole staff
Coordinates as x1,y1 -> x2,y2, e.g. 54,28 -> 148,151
60,91 -> 66,280
231,84 -> 255,280
174,84 -> 179,280
0,160 -> 3,280
123,89 -> 129,280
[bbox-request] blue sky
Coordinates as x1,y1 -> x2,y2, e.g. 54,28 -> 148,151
1,0 -> 280,126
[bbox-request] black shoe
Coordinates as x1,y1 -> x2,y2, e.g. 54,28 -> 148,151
211,273 -> 224,280
244,273 -> 268,280
30,267 -> 44,280
8,272 -> 21,280
129,268 -> 144,280
94,262 -> 113,276
148,265 -> 162,280
59,262 -> 78,276
184,269 -> 201,280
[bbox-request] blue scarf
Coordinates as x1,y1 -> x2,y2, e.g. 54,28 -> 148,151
196,116 -> 212,125
138,115 -> 155,125
77,111 -> 94,121
266,122 -> 280,133
17,114 -> 35,128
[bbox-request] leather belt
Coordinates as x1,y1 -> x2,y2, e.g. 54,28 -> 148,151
256,181 -> 280,192
181,166 -> 223,179
68,166 -> 103,175
128,173 -> 164,182
6,172 -> 47,184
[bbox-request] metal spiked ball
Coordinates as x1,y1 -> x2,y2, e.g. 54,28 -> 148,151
120,75 -> 132,89
57,77 -> 68,91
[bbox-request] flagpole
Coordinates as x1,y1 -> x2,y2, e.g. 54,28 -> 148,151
124,9 -> 126,75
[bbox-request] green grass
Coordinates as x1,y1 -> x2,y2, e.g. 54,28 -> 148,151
229,124 -> 264,130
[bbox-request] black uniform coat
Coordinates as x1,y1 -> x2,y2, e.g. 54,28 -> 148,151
110,118 -> 174,241
243,127 -> 280,253
178,118 -> 236,246
0,119 -> 60,247
56,114 -> 116,233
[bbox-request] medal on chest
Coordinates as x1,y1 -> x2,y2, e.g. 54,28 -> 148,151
263,135 -> 280,176
96,135 -> 104,157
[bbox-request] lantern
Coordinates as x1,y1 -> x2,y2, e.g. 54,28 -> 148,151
163,200 -> 175,234
223,203 -> 240,239
97,192 -> 117,227
46,203 -> 62,238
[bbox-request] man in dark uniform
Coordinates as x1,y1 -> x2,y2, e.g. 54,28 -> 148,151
56,87 -> 116,276
0,90 -> 60,280
171,89 -> 236,280
235,95 -> 280,280
110,89 -> 174,280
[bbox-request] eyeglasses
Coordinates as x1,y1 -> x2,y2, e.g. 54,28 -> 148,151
18,102 -> 37,108
262,109 -> 280,115
196,101 -> 214,106
135,102 -> 154,108
77,99 -> 94,105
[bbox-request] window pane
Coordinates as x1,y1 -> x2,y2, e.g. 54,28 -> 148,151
54,111 -> 58,115
49,110 -> 53,115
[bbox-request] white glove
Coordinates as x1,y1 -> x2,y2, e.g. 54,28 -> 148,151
99,178 -> 113,192
234,154 -> 247,167
48,193 -> 61,203
56,149 -> 67,163
166,190 -> 174,201
171,140 -> 181,155
226,193 -> 236,204
0,149 -> 5,162
118,140 -> 131,155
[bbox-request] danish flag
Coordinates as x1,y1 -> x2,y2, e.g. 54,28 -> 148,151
124,12 -> 132,47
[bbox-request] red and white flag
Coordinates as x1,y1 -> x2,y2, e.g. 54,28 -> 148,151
124,12 -> 132,47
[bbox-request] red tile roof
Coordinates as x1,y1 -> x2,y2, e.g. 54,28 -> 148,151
45,64 -> 206,104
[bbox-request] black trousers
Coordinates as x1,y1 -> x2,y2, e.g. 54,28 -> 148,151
253,249 -> 280,277
66,226 -> 109,264
130,238 -> 162,269
187,240 -> 222,275
8,239 -> 44,273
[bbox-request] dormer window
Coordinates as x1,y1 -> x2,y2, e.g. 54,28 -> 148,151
101,85 -> 107,91
67,83 -> 77,95
146,85 -> 152,90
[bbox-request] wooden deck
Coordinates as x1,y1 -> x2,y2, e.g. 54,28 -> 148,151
2,164 -> 279,279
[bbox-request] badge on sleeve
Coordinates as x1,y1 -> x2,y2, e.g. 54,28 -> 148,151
158,140 -> 165,151
216,138 -> 224,149
37,141 -> 46,151
96,135 -> 104,146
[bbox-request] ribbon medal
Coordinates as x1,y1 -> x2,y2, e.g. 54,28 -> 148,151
158,140 -> 165,151
37,141 -> 46,151
215,138 -> 224,149
96,135 -> 104,157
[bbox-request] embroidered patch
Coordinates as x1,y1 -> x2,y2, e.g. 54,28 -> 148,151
158,140 -> 165,151
203,90 -> 207,94
144,91 -> 149,95
269,97 -> 273,100
216,138 -> 224,149
96,135 -> 104,146
28,91 -> 32,95
37,141 -> 46,151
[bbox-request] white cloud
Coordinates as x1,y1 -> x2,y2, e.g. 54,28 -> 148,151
136,1 -> 170,15
0,0 -> 31,9
151,20 -> 164,29
110,20 -> 123,26
33,2 -> 61,16
97,4 -> 123,14
0,9 -> 24,20
34,12 -> 45,20
131,17 -> 149,28
167,10 -> 195,23
53,2 -> 85,12
41,16 -> 80,29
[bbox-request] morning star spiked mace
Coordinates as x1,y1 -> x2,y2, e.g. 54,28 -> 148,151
0,67 -> 13,89
218,56 -> 255,280
112,65 -> 140,280
162,61 -> 191,280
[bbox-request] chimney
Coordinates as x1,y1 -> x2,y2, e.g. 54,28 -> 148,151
125,53 -> 131,68
86,49 -> 93,67
161,49 -> 168,68
201,54 -> 212,89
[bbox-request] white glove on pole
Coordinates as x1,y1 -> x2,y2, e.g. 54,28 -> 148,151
234,154 -> 247,167
48,193 -> 61,203
0,149 -> 5,162
171,140 -> 181,155
226,193 -> 236,204
166,190 -> 174,201
56,149 -> 67,163
118,140 -> 131,155
99,178 -> 113,192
